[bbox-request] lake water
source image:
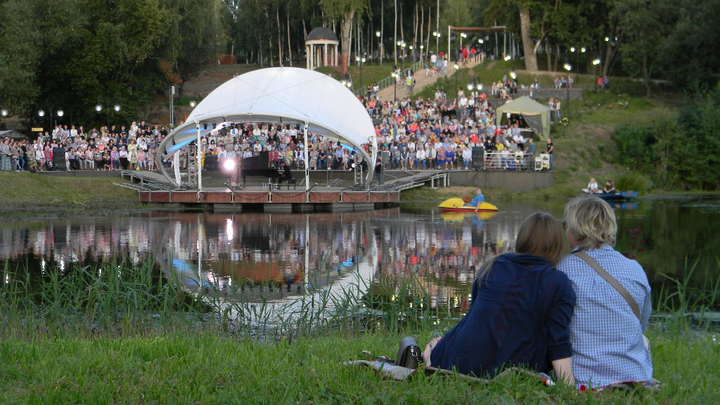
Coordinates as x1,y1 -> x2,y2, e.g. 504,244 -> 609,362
1,195 -> 718,314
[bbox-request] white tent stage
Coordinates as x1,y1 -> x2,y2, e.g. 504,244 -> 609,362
156,67 -> 378,189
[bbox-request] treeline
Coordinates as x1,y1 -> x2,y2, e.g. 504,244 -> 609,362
1,0 -> 719,126
0,0 -> 230,125
613,89 -> 720,191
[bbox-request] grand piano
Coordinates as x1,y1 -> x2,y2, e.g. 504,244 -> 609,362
240,151 -> 288,187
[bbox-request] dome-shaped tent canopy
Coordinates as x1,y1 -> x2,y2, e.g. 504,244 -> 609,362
157,67 -> 377,185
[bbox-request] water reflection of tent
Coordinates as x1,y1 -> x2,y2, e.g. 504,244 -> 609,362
495,96 -> 551,139
207,261 -> 301,284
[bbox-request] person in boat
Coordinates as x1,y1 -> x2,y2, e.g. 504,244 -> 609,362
582,178 -> 601,194
422,212 -> 576,383
603,180 -> 617,194
558,196 -> 654,390
465,188 -> 486,211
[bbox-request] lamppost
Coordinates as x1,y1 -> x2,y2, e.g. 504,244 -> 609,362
419,45 -> 424,63
409,45 -> 414,64
190,101 -> 197,108
504,55 -> 512,62
592,58 -> 601,90
453,63 -> 460,94
376,31 -> 382,63
391,72 -> 399,101
95,104 -> 103,126
56,109 -> 64,126
433,31 -> 441,55
1,109 -> 7,118
355,56 -> 366,90
563,63 -> 572,116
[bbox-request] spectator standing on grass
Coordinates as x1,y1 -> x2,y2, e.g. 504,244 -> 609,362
546,138 -> 555,169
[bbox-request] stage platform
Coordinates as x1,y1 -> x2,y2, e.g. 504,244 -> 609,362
137,186 -> 400,213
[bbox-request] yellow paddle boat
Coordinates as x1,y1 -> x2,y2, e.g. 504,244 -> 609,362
438,197 -> 499,213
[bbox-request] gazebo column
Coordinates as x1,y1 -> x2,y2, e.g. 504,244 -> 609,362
334,45 -> 338,66
323,43 -> 328,66
310,45 -> 315,70
306,45 -> 310,69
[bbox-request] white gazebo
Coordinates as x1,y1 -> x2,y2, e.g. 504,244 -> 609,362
156,67 -> 377,190
305,27 -> 339,70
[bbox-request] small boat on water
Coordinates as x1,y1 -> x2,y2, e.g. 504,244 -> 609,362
584,191 -> 639,201
438,198 -> 499,213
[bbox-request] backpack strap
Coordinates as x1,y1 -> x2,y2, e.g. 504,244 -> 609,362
574,251 -> 642,321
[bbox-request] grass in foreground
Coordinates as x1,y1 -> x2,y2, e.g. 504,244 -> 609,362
0,327 -> 717,404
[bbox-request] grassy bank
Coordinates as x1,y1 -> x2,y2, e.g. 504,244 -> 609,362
2,259 -> 719,403
0,327 -> 717,404
0,172 -> 142,214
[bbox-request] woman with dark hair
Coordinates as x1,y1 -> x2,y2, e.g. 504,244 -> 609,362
423,212 -> 576,383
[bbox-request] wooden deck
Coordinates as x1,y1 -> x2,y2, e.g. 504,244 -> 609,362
136,186 -> 399,212
120,169 -> 449,212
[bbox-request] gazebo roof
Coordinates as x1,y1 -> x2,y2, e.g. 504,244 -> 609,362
306,27 -> 338,42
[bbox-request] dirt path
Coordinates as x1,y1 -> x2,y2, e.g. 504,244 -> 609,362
377,58 -> 484,101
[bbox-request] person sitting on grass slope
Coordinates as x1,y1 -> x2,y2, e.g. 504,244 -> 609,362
423,212 -> 576,384
558,196 -> 655,390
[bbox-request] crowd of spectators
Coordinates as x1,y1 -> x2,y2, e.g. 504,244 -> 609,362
0,122 -> 167,172
1,78 -> 555,174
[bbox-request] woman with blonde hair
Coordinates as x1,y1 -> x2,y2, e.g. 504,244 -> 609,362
423,212 -> 576,383
558,196 -> 654,389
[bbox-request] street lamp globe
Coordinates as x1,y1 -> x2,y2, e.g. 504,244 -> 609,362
460,33 -> 467,38
563,63 -> 572,72
1,109 -> 7,117
478,39 -> 484,44
510,71 -> 517,79
604,36 -> 610,42
114,104 -> 121,112
361,57 -> 366,63
453,64 -> 459,70
57,110 -> 64,117
38,110 -> 45,117
581,47 -> 587,53
467,84 -> 474,91
592,58 -> 601,66
95,104 -> 102,112
570,47 -> 576,53
375,31 -> 381,38
189,101 -> 197,108
504,55 -> 512,61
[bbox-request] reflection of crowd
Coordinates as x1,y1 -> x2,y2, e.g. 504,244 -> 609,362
0,211 -> 527,308
374,213 -> 523,311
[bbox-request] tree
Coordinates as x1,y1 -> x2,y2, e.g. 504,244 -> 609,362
321,0 -> 367,74
614,0 -> 675,96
